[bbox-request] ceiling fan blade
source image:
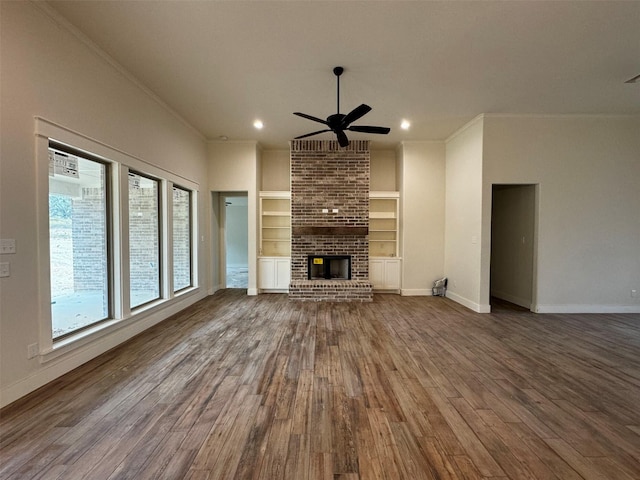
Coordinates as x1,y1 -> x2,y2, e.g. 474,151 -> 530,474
336,130 -> 350,148
347,125 -> 391,135
341,104 -> 372,128
293,112 -> 328,125
294,129 -> 332,139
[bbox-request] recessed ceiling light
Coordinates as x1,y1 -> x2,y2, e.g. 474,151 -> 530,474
253,120 -> 264,129
400,119 -> 411,130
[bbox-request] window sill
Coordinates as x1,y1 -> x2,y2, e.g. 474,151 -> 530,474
40,287 -> 201,364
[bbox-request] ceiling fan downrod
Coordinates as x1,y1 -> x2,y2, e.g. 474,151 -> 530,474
334,66 -> 343,114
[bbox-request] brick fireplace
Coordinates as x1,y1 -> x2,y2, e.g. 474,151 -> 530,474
288,139 -> 373,301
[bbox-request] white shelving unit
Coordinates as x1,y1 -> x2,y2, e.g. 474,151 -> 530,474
259,191 -> 291,292
369,191 -> 399,258
369,191 -> 401,291
259,191 -> 291,257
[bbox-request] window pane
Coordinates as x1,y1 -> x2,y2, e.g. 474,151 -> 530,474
129,173 -> 160,308
49,148 -> 109,338
173,186 -> 192,291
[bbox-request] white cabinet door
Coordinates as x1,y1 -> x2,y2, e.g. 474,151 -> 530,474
369,259 -> 385,289
259,257 -> 290,291
258,258 -> 275,289
274,258 -> 291,290
369,258 -> 401,290
384,259 -> 401,290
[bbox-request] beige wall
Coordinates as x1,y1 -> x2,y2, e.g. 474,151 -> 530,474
208,141 -> 259,294
370,150 -> 398,191
398,142 -> 446,295
0,2 -> 209,407
482,115 -> 640,312
261,149 -> 290,191
444,118 -> 487,311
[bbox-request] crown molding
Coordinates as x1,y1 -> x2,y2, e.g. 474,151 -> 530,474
445,114 -> 485,144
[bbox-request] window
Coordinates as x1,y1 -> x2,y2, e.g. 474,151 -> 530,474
49,145 -> 111,338
128,172 -> 161,308
172,186 -> 192,292
40,120 -> 200,348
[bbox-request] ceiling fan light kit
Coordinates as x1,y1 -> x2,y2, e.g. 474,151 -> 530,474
293,66 -> 390,147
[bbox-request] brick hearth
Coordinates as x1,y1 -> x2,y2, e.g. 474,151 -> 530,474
289,139 -> 372,302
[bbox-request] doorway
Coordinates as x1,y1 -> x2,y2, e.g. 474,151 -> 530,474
220,193 -> 248,289
490,184 -> 537,311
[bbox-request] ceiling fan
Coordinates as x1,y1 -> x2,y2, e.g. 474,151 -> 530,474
293,66 -> 390,147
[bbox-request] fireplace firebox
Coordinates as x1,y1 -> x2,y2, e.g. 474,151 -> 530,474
307,255 -> 351,280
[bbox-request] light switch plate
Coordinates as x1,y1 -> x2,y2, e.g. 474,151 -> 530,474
0,262 -> 10,278
0,239 -> 16,254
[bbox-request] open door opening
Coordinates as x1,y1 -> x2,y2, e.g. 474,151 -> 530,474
490,184 -> 537,312
219,193 -> 248,289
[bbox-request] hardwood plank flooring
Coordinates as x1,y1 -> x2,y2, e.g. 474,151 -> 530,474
1,290 -> 639,479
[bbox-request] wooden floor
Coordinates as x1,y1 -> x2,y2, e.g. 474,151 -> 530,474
1,291 -> 639,479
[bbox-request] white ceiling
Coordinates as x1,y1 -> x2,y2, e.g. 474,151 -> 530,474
47,0 -> 640,149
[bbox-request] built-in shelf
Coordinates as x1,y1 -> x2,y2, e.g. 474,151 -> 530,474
260,191 -> 291,257
369,191 -> 399,258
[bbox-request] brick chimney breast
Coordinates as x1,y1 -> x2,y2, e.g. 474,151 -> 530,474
289,140 -> 372,301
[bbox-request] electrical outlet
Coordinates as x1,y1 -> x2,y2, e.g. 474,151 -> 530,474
0,262 -> 9,278
0,239 -> 16,254
27,343 -> 39,359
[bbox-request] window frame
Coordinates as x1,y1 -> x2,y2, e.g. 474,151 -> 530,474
172,184 -> 193,293
48,141 -> 114,340
35,117 -> 200,360
128,169 -> 163,310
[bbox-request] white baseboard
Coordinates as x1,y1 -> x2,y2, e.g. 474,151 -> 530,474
533,304 -> 640,314
401,288 -> 432,296
247,288 -> 259,296
446,291 -> 491,313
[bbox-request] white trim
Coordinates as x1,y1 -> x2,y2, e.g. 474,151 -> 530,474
259,190 -> 291,199
401,289 -> 432,296
446,291 -> 491,313
533,304 -> 640,314
445,114 -> 485,143
399,140 -> 445,146
247,288 -> 259,296
482,113 -> 640,120
370,191 -> 400,199
207,139 -> 260,145
36,117 -> 199,189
